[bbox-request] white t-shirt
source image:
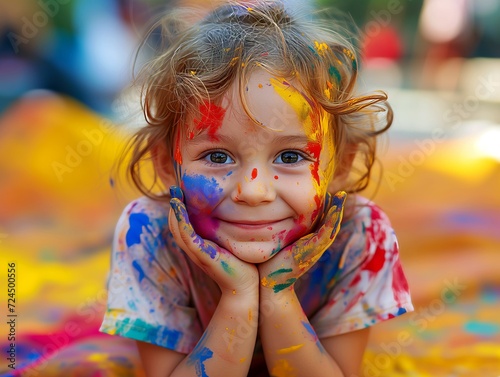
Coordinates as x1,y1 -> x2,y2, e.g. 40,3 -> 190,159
100,195 -> 413,375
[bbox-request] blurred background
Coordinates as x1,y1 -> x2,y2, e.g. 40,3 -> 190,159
0,0 -> 499,376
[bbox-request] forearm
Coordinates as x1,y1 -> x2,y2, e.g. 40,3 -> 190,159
259,287 -> 344,377
171,290 -> 259,377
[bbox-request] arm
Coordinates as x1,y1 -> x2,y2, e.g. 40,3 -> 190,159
138,289 -> 259,377
258,191 -> 368,376
137,191 -> 260,377
259,287 -> 369,377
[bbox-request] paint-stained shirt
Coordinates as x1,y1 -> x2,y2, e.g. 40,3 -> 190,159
100,195 -> 413,374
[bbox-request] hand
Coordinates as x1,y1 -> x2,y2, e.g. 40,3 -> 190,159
258,191 -> 347,294
168,186 -> 259,296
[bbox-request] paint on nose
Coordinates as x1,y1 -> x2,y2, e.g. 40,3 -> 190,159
251,168 -> 258,180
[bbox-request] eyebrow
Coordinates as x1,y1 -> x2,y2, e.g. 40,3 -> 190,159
189,132 -> 312,147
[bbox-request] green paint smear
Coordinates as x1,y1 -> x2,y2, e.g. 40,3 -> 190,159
273,278 -> 297,293
329,65 -> 341,84
221,260 -> 235,276
268,268 -> 293,278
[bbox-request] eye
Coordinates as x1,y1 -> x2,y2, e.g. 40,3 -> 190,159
204,151 -> 234,164
274,151 -> 304,164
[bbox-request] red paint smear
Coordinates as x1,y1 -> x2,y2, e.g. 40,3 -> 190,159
363,243 -> 386,273
274,175 -> 279,180
188,130 -> 195,140
251,168 -> 258,180
194,101 -> 226,141
306,141 -> 322,184
311,194 -> 321,223
174,129 -> 182,164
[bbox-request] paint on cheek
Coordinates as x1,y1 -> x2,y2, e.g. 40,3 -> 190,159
306,141 -> 321,185
182,174 -> 223,210
251,168 -> 258,180
310,194 -> 322,224
194,101 -> 226,141
181,174 -> 223,239
174,129 -> 183,164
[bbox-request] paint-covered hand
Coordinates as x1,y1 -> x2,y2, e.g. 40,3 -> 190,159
169,186 -> 259,296
258,191 -> 347,294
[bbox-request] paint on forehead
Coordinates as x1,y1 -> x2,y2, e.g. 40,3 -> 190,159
194,101 -> 226,141
270,78 -> 312,122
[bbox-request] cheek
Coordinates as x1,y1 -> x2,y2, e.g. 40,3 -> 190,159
180,173 -> 223,238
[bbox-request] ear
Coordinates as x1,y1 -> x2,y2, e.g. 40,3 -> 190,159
328,143 -> 357,193
151,141 -> 177,189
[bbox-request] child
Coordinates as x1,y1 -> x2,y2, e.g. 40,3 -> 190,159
100,1 -> 413,376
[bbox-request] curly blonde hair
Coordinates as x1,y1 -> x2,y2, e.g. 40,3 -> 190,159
126,0 -> 392,201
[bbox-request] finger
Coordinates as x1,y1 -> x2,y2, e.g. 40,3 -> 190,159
169,198 -> 220,262
323,192 -> 332,214
322,190 -> 347,240
293,191 -> 347,267
169,185 -> 185,202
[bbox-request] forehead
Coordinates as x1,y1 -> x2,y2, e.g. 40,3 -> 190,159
184,69 -> 322,141
228,70 -> 315,132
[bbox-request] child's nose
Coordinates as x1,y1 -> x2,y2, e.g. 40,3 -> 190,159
232,167 -> 276,206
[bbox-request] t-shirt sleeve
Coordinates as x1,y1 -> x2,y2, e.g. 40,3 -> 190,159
99,198 -> 202,354
311,202 -> 414,338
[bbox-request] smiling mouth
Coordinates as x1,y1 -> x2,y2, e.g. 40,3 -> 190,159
219,219 -> 286,229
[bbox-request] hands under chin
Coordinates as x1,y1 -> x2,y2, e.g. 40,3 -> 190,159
169,187 -> 259,296
169,186 -> 346,298
258,191 -> 347,295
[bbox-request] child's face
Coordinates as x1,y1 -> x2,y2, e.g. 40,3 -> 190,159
175,70 -> 336,263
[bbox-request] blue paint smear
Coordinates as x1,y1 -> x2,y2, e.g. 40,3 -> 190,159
396,307 -> 407,316
187,332 -> 213,377
182,174 -> 223,207
126,213 -> 151,247
132,260 -> 145,283
301,321 -> 316,338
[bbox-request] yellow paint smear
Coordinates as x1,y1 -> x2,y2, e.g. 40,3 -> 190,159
271,359 -> 296,377
277,344 -> 304,354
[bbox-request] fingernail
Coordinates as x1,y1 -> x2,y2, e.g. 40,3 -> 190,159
169,186 -> 184,201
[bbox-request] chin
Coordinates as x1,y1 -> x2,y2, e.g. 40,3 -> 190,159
223,240 -> 283,264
